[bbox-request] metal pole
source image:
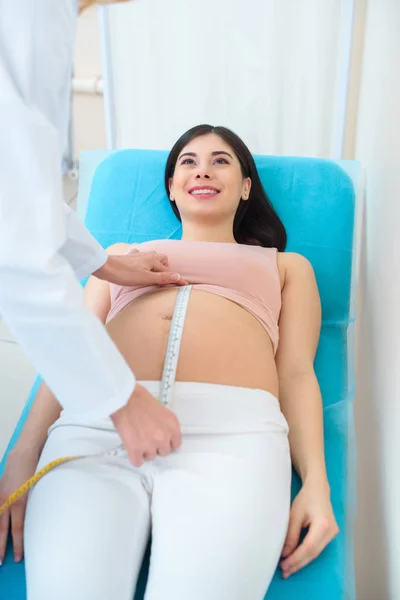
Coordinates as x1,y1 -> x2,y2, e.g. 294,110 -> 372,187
333,0 -> 356,159
98,6 -> 116,149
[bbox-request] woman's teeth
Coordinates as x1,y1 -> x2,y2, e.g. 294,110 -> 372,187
191,189 -> 218,196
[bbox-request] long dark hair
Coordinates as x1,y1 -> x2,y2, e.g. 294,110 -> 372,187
164,124 -> 287,250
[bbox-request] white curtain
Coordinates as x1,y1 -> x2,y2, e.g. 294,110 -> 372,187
352,1 -> 400,598
108,0 -> 349,157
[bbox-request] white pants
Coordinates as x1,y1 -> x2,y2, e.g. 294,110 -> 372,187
24,382 -> 291,600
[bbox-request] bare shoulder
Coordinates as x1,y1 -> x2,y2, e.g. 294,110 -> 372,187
106,242 -> 132,255
276,252 -> 315,289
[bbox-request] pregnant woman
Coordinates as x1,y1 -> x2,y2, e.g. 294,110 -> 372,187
0,125 -> 338,600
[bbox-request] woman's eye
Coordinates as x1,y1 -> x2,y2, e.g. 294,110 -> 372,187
180,157 -> 229,166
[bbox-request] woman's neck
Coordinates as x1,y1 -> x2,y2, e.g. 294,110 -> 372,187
180,223 -> 236,244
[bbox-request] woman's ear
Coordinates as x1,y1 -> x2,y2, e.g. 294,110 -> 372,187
169,178 -> 175,201
242,178 -> 252,200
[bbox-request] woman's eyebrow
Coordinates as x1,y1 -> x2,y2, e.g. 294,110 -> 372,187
178,152 -> 197,160
178,150 -> 233,160
211,151 -> 233,159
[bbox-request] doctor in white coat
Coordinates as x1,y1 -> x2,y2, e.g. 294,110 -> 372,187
0,0 -> 182,469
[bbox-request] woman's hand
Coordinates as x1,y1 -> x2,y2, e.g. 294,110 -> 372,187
280,478 -> 339,578
94,250 -> 189,288
0,447 -> 40,565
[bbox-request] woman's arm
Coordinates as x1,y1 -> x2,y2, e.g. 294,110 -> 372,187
275,252 -> 326,484
276,252 -> 338,578
10,242 -> 130,456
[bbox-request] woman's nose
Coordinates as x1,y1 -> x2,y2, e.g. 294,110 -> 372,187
195,171 -> 210,179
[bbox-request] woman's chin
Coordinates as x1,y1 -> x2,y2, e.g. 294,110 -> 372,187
186,208 -> 227,222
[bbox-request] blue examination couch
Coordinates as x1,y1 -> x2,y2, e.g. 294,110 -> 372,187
0,150 -> 360,599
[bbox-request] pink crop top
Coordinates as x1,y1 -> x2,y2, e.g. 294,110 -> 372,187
106,239 -> 282,353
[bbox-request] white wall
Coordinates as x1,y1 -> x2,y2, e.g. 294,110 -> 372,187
353,1 -> 400,598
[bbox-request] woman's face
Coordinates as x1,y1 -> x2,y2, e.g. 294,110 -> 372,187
169,134 -> 251,225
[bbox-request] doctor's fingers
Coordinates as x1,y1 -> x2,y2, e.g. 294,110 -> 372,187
147,256 -> 175,272
131,249 -> 169,265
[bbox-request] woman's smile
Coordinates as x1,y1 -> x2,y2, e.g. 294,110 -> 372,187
188,185 -> 221,200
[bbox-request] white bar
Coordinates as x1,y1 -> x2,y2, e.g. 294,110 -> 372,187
98,6 -> 116,149
72,77 -> 104,95
333,0 -> 356,159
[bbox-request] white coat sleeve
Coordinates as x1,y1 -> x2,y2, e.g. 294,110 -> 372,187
0,0 -> 135,420
60,202 -> 108,281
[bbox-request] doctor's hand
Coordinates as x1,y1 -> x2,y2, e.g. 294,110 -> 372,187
111,383 -> 182,467
0,448 -> 40,565
94,250 -> 189,288
279,479 -> 339,579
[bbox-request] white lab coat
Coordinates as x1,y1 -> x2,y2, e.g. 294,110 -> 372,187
0,0 -> 135,419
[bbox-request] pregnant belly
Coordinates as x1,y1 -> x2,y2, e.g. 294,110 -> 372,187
105,288 -> 279,396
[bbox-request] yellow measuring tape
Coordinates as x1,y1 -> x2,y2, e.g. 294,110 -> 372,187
0,445 -> 127,517
0,456 -> 83,517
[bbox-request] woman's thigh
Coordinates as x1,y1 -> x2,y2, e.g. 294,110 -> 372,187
24,425 -> 151,600
145,430 -> 291,600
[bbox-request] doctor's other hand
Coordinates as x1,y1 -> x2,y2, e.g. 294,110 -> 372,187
111,383 -> 182,467
94,250 -> 189,288
0,447 -> 40,565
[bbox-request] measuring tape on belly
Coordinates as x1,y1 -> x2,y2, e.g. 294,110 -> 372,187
0,285 -> 193,517
159,283 -> 191,406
